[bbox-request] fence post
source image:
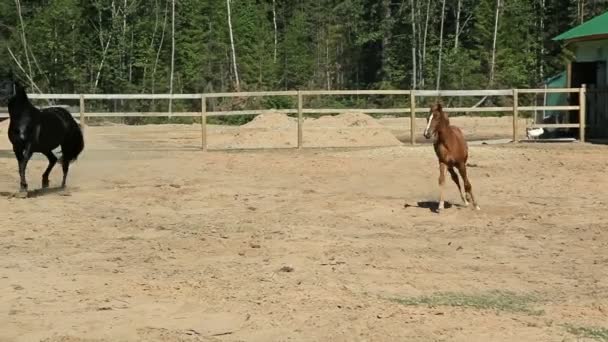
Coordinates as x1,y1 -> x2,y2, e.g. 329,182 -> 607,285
512,89 -> 518,143
579,84 -> 586,143
297,90 -> 303,149
410,91 -> 416,145
201,94 -> 207,151
79,94 -> 86,131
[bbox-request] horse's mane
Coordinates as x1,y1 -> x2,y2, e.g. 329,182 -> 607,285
8,81 -> 36,117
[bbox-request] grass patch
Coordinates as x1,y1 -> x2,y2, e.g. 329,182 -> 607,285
564,325 -> 608,342
392,290 -> 544,315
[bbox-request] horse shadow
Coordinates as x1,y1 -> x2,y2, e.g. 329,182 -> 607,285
0,187 -> 70,199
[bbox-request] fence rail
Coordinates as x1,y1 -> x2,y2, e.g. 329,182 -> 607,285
0,87 -> 587,148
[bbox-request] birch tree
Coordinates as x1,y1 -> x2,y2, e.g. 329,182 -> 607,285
272,0 -> 278,63
436,0 -> 446,90
489,0 -> 500,86
410,0 -> 416,89
227,0 -> 240,91
168,0 -> 175,115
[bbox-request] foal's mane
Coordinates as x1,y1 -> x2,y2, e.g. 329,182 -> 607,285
432,102 -> 449,126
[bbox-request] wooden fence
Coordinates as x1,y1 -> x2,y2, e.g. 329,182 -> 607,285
0,87 -> 587,149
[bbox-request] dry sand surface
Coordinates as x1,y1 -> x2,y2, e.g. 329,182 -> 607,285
1,118 -> 608,342
27,112 -> 527,151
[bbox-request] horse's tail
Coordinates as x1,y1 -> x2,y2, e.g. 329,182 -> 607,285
62,119 -> 85,163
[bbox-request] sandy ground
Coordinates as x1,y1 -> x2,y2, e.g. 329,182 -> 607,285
0,113 -> 532,149
1,116 -> 608,342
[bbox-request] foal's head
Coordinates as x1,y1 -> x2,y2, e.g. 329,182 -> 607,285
423,103 -> 449,139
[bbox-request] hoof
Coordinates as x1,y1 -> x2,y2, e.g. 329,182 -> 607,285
42,181 -> 50,189
475,205 -> 481,211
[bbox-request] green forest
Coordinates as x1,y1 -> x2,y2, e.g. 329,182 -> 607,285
1,0 -> 607,96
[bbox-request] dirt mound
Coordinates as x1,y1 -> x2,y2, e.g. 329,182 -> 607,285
242,112 -> 296,129
213,111 -> 401,149
309,112 -> 383,128
304,112 -> 401,147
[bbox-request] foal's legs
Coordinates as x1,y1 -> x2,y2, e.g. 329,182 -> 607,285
448,166 -> 468,207
456,163 -> 480,210
42,151 -> 58,188
438,162 -> 447,211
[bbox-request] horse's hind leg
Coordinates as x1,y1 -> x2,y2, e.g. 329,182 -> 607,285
457,163 -> 480,210
42,151 -> 58,188
448,166 -> 468,207
60,159 -> 70,188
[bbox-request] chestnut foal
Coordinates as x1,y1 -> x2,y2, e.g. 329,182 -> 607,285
423,103 -> 480,212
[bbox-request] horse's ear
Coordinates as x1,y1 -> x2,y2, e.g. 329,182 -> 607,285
13,80 -> 26,95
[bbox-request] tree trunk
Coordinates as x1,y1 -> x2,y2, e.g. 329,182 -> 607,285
539,0 -> 545,83
272,0 -> 278,63
142,0 -> 160,90
122,0 -> 128,79
326,32 -> 331,90
454,0 -> 461,50
436,0 -> 446,91
421,0 -> 431,88
226,0 -> 240,91
381,0 -> 392,81
14,0 -> 35,86
152,0 -> 168,97
169,0 -> 176,116
6,46 -> 44,95
93,34 -> 113,92
410,0 -> 416,89
489,0 -> 500,87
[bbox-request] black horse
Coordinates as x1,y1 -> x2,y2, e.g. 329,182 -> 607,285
1,80 -> 84,196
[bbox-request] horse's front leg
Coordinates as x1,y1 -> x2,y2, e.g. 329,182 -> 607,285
15,145 -> 32,195
438,162 -> 447,212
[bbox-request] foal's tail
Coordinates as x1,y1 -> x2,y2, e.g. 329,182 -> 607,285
62,120 -> 85,163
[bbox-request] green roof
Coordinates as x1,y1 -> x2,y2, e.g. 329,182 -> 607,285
553,11 -> 608,41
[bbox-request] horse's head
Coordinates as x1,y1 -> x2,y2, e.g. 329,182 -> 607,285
0,75 -> 14,106
1,70 -> 28,107
7,79 -> 30,116
423,103 -> 448,139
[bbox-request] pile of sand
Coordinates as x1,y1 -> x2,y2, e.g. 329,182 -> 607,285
242,112 -> 296,129
211,112 -> 402,149
308,112 -> 384,128
304,112 -> 401,147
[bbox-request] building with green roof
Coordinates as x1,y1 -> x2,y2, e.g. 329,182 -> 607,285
546,11 -> 608,140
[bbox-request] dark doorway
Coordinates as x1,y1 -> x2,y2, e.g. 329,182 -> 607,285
568,61 -> 605,138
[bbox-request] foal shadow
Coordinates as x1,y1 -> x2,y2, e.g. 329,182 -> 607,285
406,201 -> 462,213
